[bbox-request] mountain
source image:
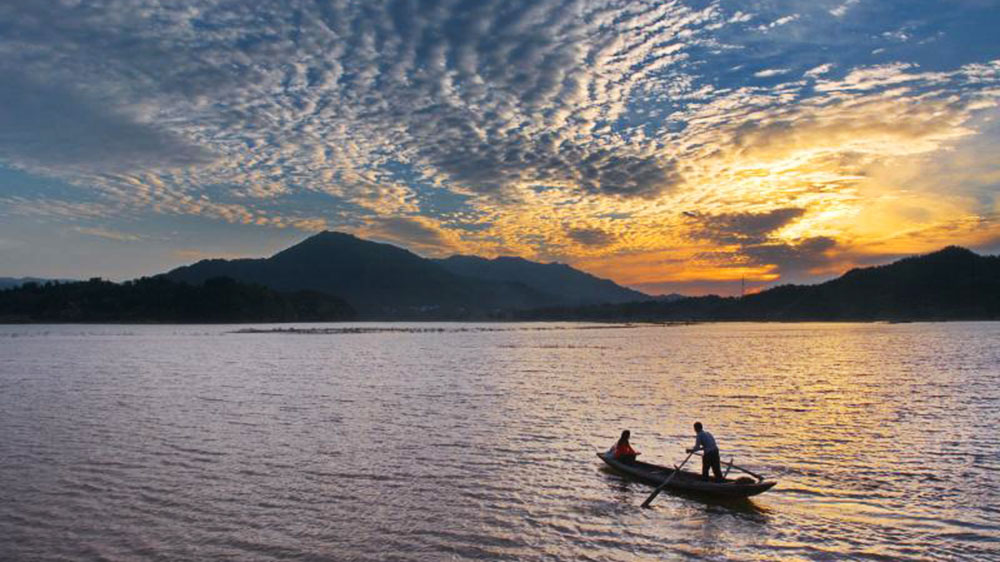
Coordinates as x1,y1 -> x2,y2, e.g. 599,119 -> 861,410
164,231 -> 564,317
736,246 -> 1000,320
517,246 -> 1000,321
165,231 -> 652,317
0,276 -> 356,323
434,255 -> 649,306
6,243 -> 993,323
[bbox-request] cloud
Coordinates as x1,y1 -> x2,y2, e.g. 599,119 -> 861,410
361,216 -> 463,257
566,226 -> 616,247
805,63 -> 834,78
813,62 -> 929,92
0,72 -> 213,174
72,226 -> 143,242
0,0 -> 717,216
0,2 -> 989,217
754,68 -> 791,78
729,11 -> 754,24
742,236 -> 838,277
0,1 -> 998,292
683,210 -> 843,280
427,143 -> 682,199
757,14 -> 800,32
689,208 -> 807,245
829,0 -> 860,18
0,196 -> 120,220
171,248 -> 255,262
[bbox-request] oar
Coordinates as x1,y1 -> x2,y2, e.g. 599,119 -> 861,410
641,450 -> 694,508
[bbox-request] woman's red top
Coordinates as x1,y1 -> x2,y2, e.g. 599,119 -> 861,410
613,443 -> 637,458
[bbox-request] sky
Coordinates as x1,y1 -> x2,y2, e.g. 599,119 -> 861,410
1,0 -> 999,295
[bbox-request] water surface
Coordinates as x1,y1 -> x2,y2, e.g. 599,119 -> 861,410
2,322 -> 998,560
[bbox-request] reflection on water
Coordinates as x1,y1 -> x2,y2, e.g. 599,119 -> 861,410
1,322 -> 997,560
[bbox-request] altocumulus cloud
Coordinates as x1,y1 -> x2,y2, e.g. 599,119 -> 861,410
0,1 -> 714,207
0,0 -> 998,290
361,216 -> 463,256
689,208 -> 807,246
566,226 -> 617,248
0,73 -> 214,174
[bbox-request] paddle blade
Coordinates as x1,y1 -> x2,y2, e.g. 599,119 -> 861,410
639,451 -> 694,508
640,486 -> 664,508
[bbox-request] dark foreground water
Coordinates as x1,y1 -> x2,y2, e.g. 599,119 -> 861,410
1,322 -> 998,561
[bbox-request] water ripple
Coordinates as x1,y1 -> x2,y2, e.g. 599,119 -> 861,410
1,322 -> 998,560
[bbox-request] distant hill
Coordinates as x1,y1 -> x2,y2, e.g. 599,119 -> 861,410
517,246 -> 1000,321
165,231 -> 573,317
0,277 -> 356,323
0,277 -> 74,290
434,255 -> 649,306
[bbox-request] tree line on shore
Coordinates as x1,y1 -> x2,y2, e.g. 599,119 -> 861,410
0,276 -> 356,323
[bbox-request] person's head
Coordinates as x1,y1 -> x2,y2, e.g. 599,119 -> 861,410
693,422 -> 703,433
618,429 -> 631,444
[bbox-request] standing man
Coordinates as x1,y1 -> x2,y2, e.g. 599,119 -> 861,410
686,421 -> 723,482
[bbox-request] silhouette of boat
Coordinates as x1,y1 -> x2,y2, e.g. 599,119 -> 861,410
598,452 -> 777,498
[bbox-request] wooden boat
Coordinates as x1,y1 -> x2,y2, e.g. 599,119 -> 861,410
598,452 -> 777,498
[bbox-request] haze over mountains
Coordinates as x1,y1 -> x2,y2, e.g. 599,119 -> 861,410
165,231 -> 649,317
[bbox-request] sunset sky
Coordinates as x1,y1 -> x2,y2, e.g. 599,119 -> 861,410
1,0 -> 998,295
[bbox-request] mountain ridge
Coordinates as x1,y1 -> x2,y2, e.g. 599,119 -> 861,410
516,245 -> 1000,321
165,231 -> 647,317
3,243 -> 996,323
433,253 -> 649,305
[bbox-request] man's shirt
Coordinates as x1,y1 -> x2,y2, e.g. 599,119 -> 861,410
694,430 -> 718,453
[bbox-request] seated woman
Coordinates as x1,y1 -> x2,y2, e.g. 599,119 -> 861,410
610,430 -> 639,463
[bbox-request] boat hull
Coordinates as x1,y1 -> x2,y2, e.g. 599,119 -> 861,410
598,452 -> 776,498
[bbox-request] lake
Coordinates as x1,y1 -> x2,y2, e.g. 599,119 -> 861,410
1,322 -> 998,560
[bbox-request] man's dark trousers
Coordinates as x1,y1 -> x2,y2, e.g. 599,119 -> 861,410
702,449 -> 723,481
